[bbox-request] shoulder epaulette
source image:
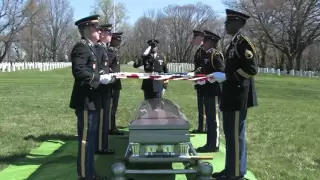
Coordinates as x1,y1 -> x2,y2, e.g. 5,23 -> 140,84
237,34 -> 256,53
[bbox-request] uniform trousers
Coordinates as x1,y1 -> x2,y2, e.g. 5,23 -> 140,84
110,89 -> 120,130
76,109 -> 99,179
143,90 -> 162,109
96,92 -> 111,151
203,95 -> 220,148
196,87 -> 205,131
143,90 -> 162,100
222,110 -> 247,177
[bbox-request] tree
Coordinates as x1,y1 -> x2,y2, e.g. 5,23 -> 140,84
0,0 -> 40,62
224,0 -> 320,70
33,0 -> 74,62
121,9 -> 166,63
91,0 -> 127,31
122,3 -> 220,64
161,3 -> 218,63
133,9 -> 164,50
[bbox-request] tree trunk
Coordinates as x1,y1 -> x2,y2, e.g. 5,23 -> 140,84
30,22 -> 34,63
0,42 -> 10,63
295,51 -> 303,70
260,50 -> 266,67
258,40 -> 267,67
285,53 -> 295,71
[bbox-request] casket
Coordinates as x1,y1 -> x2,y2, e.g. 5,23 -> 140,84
111,98 -> 214,178
129,98 -> 190,144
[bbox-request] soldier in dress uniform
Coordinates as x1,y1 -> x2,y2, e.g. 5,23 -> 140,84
108,32 -> 123,135
196,30 -> 224,153
70,14 -> 113,180
133,39 -> 168,102
210,9 -> 258,180
191,30 -> 207,134
94,23 -> 115,155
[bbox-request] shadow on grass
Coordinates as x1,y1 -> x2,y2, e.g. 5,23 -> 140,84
0,134 -> 77,167
0,153 -> 30,166
23,133 -> 78,142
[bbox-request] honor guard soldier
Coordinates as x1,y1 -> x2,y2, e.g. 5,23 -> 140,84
211,9 -> 258,180
191,30 -> 206,134
94,23 -> 115,155
196,30 -> 224,153
108,32 -> 123,135
70,15 -> 113,180
133,39 -> 168,101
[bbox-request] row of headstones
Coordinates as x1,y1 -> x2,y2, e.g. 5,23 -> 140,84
258,68 -> 320,77
167,64 -> 320,77
0,62 -> 72,72
167,63 -> 194,73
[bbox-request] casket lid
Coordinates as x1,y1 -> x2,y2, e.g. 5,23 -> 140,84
131,98 -> 189,121
129,98 -> 190,129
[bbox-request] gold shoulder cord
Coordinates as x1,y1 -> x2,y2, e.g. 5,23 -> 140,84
210,50 -> 216,69
242,36 -> 256,53
238,35 -> 256,54
211,50 -> 224,68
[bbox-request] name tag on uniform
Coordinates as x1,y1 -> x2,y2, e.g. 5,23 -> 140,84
158,60 -> 163,65
104,62 -> 108,66
93,64 -> 96,69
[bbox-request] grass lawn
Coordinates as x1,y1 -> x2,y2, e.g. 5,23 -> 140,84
0,65 -> 319,180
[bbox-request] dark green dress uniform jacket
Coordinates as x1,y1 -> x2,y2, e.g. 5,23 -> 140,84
220,33 -> 258,111
108,46 -> 122,90
194,45 -> 206,89
70,38 -> 102,110
133,53 -> 168,92
95,42 -> 111,108
200,48 -> 225,97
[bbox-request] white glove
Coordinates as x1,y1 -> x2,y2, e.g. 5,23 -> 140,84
211,72 -> 226,83
207,77 -> 216,83
143,46 -> 151,55
162,89 -> 166,96
100,74 -> 112,84
186,72 -> 194,77
197,80 -> 206,85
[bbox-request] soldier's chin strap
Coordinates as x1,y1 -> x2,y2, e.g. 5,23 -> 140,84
142,46 -> 151,56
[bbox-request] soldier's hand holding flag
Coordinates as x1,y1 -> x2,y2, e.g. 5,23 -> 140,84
209,72 -> 226,83
100,74 -> 112,84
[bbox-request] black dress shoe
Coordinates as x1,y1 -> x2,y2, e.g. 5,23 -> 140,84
212,170 -> 226,178
78,176 -> 96,180
214,176 -> 245,180
95,148 -> 115,155
191,129 -> 205,134
196,145 -> 219,152
94,172 -> 109,180
109,129 -> 124,135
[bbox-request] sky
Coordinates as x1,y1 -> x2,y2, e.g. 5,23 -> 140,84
69,0 -> 227,25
